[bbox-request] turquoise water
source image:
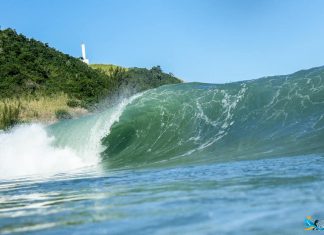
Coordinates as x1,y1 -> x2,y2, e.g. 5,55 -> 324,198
1,66 -> 324,234
1,155 -> 323,234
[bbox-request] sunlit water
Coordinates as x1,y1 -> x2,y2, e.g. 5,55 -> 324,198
1,155 -> 323,234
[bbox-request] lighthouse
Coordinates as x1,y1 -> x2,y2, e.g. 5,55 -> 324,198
81,43 -> 89,64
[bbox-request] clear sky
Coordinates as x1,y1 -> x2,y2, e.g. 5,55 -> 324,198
1,0 -> 324,83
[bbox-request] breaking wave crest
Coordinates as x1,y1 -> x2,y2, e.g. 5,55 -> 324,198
1,66 -> 324,178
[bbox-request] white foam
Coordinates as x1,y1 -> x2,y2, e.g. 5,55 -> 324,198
0,94 -> 142,180
0,124 -> 85,179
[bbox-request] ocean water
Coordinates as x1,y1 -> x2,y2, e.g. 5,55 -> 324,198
1,67 -> 324,234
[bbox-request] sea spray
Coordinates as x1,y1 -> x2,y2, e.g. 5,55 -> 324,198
0,94 -> 142,179
0,124 -> 84,179
83,93 -> 143,161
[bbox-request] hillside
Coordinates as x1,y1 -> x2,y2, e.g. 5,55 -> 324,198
0,29 -> 117,106
0,28 -> 182,129
90,64 -> 182,93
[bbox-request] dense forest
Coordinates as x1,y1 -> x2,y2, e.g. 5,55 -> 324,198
0,28 -> 182,129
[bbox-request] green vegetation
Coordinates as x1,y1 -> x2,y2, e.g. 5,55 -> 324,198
90,64 -> 182,92
55,109 -> 72,120
0,28 -> 182,129
0,28 -> 116,106
66,99 -> 81,108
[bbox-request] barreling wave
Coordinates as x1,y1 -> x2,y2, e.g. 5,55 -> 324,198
1,66 -> 324,178
102,66 -> 324,168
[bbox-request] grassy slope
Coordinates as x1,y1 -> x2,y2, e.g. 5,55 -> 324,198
0,28 -> 182,129
0,94 -> 87,129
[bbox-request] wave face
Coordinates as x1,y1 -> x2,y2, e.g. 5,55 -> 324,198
102,67 -> 324,168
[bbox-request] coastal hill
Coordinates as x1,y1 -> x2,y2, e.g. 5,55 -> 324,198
90,64 -> 182,94
0,28 -> 181,129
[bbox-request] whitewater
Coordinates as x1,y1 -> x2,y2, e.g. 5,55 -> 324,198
0,94 -> 142,179
1,66 -> 324,234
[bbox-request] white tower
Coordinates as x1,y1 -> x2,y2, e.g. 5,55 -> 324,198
81,43 -> 89,64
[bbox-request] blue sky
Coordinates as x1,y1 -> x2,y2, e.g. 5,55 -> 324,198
1,0 -> 324,83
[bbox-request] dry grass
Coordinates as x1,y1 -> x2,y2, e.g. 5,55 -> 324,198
0,93 -> 88,129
